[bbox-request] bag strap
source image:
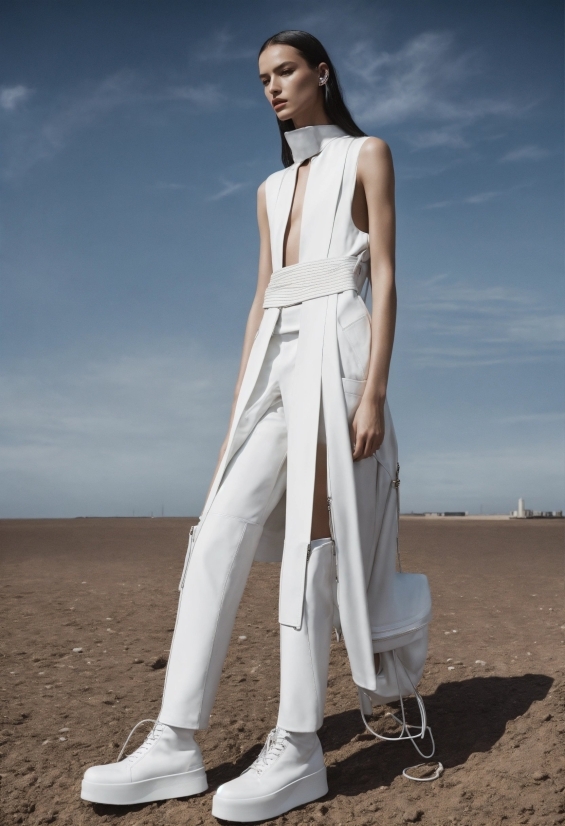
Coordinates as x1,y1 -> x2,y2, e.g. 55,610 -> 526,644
358,650 -> 442,781
359,650 -> 434,758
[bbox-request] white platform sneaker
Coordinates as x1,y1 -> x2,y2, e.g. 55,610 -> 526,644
211,726 -> 328,822
81,720 -> 208,805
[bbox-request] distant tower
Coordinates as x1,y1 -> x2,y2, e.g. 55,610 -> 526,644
518,497 -> 525,518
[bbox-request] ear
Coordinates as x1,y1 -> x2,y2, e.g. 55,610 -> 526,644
318,62 -> 330,84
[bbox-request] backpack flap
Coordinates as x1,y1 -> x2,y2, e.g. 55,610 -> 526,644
370,572 -> 432,653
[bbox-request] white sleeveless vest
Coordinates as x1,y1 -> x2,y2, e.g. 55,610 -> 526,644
199,125 -> 431,693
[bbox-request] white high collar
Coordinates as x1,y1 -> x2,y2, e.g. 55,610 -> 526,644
284,123 -> 349,165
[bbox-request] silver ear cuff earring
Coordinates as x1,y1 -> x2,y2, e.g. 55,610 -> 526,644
319,74 -> 329,86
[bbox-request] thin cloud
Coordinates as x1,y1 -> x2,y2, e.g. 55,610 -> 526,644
208,177 -> 249,201
397,158 -> 466,181
40,70 -> 141,151
168,83 -> 225,108
499,412 -> 565,425
0,340 -> 238,517
503,314 -> 565,345
401,442 -> 563,513
423,198 -> 455,210
345,30 -> 534,148
402,277 -> 564,368
410,280 -> 539,315
406,347 -> 550,369
404,127 -> 470,150
193,29 -> 256,62
424,190 -> 503,209
151,181 -> 187,191
500,144 -> 551,162
464,190 -> 501,204
1,72 -> 234,179
3,70 -> 142,178
0,84 -> 33,110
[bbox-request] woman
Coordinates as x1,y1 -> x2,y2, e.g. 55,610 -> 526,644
81,29 -> 404,821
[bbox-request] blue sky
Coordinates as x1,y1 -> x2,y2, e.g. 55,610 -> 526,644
1,0 -> 563,517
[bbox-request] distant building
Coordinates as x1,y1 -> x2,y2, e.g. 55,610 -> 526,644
400,502 -> 563,518
510,497 -> 563,518
418,511 -> 468,518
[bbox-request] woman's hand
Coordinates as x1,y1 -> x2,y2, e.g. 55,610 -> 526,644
351,395 -> 385,461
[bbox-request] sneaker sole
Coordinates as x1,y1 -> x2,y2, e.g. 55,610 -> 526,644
81,766 -> 208,805
211,766 -> 328,822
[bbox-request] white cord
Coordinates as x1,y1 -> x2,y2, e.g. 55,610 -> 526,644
403,762 -> 444,782
360,651 -> 435,758
360,468 -> 440,779
116,718 -> 157,762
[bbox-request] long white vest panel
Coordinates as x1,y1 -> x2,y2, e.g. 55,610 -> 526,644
199,133 -> 416,692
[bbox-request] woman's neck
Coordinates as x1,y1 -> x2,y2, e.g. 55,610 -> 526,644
291,107 -> 333,129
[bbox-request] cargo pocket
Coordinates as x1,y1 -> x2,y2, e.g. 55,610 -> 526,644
342,377 -> 367,422
337,294 -> 372,383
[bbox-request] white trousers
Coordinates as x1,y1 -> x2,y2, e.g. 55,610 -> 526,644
159,305 -> 334,732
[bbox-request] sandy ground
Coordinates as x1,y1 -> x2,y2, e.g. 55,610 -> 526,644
1,516 -> 564,826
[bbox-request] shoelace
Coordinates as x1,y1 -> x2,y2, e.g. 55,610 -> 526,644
116,718 -> 159,763
243,727 -> 289,776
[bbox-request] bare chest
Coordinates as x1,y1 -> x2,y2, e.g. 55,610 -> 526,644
281,151 -> 369,269
282,160 -> 311,268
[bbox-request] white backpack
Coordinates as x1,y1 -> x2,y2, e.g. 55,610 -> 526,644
354,464 -> 442,781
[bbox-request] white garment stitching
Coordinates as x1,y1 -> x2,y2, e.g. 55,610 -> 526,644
263,256 -> 359,308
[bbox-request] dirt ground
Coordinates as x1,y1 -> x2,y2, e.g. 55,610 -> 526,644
1,516 -> 564,826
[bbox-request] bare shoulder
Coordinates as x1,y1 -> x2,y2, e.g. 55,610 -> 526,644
258,167 -> 285,204
357,136 -> 393,178
359,135 -> 392,168
256,179 -> 269,232
258,177 -> 275,212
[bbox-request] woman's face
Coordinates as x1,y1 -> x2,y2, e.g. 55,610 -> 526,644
258,44 -> 328,123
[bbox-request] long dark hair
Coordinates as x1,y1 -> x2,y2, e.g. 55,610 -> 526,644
258,30 -> 366,168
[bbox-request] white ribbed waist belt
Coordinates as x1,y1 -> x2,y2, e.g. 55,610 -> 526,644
263,255 -> 361,309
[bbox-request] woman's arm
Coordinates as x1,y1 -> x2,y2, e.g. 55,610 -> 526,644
351,137 -> 397,461
206,181 -> 273,493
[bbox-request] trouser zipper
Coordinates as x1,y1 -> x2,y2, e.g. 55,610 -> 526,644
327,496 -> 339,583
179,524 -> 197,590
